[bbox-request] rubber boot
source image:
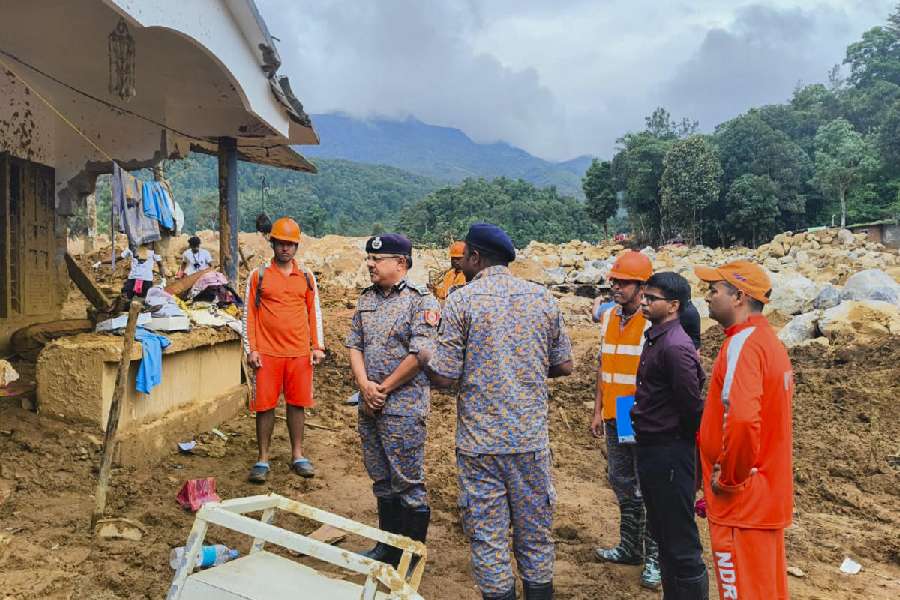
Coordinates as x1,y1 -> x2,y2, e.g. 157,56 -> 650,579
522,579 -> 553,600
401,506 -> 430,573
595,498 -> 643,565
640,528 -> 662,590
674,569 -> 709,600
483,587 -> 517,600
361,497 -> 402,563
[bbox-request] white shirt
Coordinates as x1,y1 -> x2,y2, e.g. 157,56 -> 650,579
182,248 -> 213,275
121,249 -> 161,281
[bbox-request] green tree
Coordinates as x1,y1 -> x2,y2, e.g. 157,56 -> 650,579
659,136 -> 722,245
613,132 -> 673,243
582,159 -> 618,238
723,174 -> 780,247
844,25 -> 900,89
813,118 -> 879,227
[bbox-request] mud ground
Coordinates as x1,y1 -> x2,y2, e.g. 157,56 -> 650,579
1,282 -> 898,599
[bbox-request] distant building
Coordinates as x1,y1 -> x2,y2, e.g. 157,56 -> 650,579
847,219 -> 900,249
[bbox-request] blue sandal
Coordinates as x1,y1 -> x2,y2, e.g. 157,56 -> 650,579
291,458 -> 315,478
248,462 -> 270,483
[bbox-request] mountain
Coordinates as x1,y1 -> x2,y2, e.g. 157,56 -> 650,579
299,113 -> 594,198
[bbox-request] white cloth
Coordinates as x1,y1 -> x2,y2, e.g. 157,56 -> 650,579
121,248 -> 161,281
182,248 -> 213,275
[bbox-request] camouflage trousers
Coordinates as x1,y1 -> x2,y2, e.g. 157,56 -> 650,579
605,419 -> 642,503
456,449 -> 556,595
358,412 -> 427,508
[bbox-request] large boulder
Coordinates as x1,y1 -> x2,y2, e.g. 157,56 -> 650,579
544,267 -> 568,286
574,265 -> 604,284
840,269 -> 900,305
837,228 -> 855,246
768,274 -> 819,315
509,257 -> 549,285
813,284 -> 843,310
778,312 -> 820,348
818,300 -> 900,344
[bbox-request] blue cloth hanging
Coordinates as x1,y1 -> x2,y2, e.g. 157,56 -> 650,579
134,327 -> 171,394
142,181 -> 175,230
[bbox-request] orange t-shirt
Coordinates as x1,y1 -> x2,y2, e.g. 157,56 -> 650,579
698,314 -> 794,529
434,269 -> 467,300
243,261 -> 324,357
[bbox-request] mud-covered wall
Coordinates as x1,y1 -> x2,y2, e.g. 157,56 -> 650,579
1,78 -> 68,353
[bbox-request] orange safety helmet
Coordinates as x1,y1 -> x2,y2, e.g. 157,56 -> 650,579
449,241 -> 466,258
269,217 -> 301,244
608,250 -> 653,282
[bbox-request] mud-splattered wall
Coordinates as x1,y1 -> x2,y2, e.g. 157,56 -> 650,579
0,71 -> 55,166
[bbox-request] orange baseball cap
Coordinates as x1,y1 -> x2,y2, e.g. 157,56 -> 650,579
449,241 -> 466,258
694,260 -> 772,304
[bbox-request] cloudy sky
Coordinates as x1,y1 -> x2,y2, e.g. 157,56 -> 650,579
258,0 -> 895,161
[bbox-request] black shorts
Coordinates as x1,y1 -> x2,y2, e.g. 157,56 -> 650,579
122,279 -> 153,299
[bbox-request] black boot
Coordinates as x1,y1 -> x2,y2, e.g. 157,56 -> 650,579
361,497 -> 402,563
595,498 -> 644,565
400,505 -> 430,573
522,579 -> 553,600
483,587 -> 517,600
674,569 -> 709,600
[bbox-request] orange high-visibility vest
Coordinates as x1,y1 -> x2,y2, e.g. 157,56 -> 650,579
435,269 -> 467,300
598,306 -> 650,420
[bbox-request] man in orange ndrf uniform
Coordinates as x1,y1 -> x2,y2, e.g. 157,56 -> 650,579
434,241 -> 467,300
242,217 -> 325,483
695,261 -> 794,600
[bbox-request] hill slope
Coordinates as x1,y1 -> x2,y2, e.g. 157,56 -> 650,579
300,113 -> 593,198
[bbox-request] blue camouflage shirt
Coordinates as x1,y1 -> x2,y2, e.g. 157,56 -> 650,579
429,266 -> 573,454
346,280 -> 440,417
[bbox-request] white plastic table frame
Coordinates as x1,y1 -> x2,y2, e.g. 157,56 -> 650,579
166,493 -> 427,600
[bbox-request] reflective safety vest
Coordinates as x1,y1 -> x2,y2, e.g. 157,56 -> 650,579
598,306 -> 651,420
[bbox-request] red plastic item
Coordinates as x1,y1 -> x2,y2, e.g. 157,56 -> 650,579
695,496 -> 707,519
176,478 -> 221,512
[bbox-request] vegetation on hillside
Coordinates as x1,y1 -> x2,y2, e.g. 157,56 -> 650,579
607,5 -> 900,246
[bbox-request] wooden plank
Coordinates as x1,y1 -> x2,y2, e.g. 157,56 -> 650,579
65,252 -> 112,312
91,300 -> 142,531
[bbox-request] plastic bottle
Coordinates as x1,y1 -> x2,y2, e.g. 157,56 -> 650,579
169,544 -> 240,570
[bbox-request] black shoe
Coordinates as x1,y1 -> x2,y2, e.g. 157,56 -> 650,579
483,587 -> 517,600
675,570 -> 709,600
523,579 -> 553,600
361,497 -> 402,564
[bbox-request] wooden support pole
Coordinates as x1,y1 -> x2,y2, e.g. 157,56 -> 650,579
65,252 -> 112,312
85,193 -> 97,255
218,137 -> 239,287
91,299 -> 142,532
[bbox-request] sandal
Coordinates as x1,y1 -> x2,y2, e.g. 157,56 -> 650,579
291,457 -> 315,478
248,462 -> 270,484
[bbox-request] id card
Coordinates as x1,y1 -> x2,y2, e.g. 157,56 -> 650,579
615,395 -> 636,444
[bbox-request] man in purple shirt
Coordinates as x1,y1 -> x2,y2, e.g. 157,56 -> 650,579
631,272 -> 709,600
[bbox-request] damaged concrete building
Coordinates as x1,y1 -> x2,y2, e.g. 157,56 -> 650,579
1,0 -> 317,459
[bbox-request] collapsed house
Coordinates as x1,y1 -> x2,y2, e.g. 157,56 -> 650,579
0,0 -> 317,461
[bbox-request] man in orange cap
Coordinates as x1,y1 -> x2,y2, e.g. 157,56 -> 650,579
694,261 -> 794,600
434,241 -> 467,300
242,217 -> 325,483
590,250 -> 661,590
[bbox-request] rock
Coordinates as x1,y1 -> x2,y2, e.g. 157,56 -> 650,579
573,265 -> 604,284
798,336 -> 830,348
813,285 -> 842,310
787,566 -> 806,578
509,257 -> 549,284
691,298 -> 709,319
837,229 -> 855,246
840,269 -> 900,305
0,361 -> 18,388
536,254 -> 561,269
544,267 -> 568,286
769,241 -> 786,258
778,312 -> 820,348
559,253 -> 580,268
95,517 -> 146,541
768,274 -> 819,315
818,301 -> 900,344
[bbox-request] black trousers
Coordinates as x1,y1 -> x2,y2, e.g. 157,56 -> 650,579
636,439 -> 706,591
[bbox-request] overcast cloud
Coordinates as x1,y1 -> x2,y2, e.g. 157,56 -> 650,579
258,0 -> 894,161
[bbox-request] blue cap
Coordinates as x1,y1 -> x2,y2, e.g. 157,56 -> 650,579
465,223 -> 516,262
366,233 -> 412,255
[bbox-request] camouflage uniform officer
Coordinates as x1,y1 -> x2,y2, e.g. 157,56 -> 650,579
346,233 -> 440,566
420,223 -> 574,600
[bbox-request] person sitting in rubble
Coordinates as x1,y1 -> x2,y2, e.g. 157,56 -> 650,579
177,236 -> 214,278
120,244 -> 163,302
